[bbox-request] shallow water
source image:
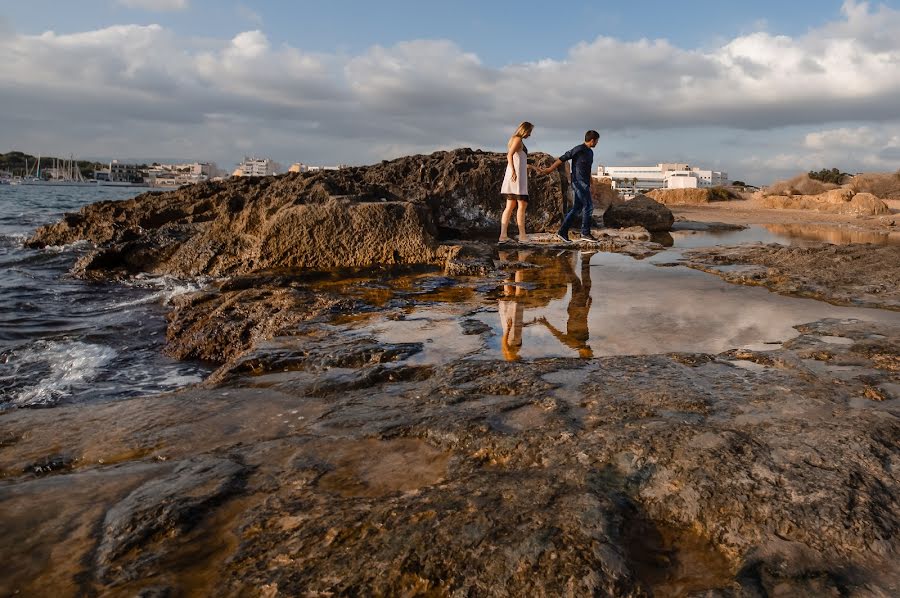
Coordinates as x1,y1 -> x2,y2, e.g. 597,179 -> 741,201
343,227 -> 900,362
671,223 -> 900,248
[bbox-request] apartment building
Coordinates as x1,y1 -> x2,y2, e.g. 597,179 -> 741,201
236,157 -> 281,177
597,163 -> 728,191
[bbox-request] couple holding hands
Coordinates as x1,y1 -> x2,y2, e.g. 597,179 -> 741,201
498,121 -> 600,244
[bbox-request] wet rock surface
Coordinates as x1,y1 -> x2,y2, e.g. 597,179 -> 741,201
681,243 -> 900,310
96,457 -> 247,584
1,315 -> 899,596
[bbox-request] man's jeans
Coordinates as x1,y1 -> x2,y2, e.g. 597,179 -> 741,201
558,180 -> 593,236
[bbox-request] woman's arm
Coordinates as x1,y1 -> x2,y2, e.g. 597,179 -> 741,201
508,136 -> 523,181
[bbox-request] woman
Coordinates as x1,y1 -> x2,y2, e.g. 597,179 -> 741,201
499,121 -> 534,244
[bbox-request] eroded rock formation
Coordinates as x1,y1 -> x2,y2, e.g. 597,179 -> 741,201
603,194 -> 675,232
27,149 -> 570,277
27,149 -> 676,278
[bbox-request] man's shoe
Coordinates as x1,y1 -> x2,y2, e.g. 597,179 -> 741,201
579,233 -> 599,242
554,232 -> 573,244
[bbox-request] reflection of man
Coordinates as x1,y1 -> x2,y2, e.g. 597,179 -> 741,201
540,251 -> 594,358
498,251 -> 525,361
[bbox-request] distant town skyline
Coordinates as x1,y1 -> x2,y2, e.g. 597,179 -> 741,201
2,0 -> 900,184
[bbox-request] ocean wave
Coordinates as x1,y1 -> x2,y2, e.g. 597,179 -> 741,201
39,239 -> 93,254
0,232 -> 28,249
109,274 -> 206,308
1,340 -> 118,407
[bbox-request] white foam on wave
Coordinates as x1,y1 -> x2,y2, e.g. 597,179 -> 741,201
109,274 -> 206,309
40,239 -> 92,254
158,372 -> 205,387
3,340 -> 118,406
0,232 -> 28,248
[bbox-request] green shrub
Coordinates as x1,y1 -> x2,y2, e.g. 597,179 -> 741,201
808,167 -> 849,184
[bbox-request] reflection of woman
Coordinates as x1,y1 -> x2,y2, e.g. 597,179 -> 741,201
499,296 -> 524,361
498,250 -> 526,360
499,121 -> 534,244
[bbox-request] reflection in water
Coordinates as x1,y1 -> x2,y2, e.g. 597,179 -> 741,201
763,223 -> 897,245
330,241 -> 900,363
498,250 -> 595,360
538,251 -> 594,358
498,278 -> 525,361
483,247 -> 900,360
670,224 -> 900,249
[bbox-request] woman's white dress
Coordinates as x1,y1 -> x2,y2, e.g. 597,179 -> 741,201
500,147 -> 528,196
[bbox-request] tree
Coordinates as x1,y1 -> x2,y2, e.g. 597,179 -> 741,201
808,167 -> 847,184
731,180 -> 746,187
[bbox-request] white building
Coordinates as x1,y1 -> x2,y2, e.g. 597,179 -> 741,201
108,160 -> 143,183
146,162 -> 221,188
236,157 -> 281,177
597,163 -> 728,192
288,162 -> 347,173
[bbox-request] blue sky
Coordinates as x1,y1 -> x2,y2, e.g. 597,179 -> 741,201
2,1 -> 860,64
2,0 -> 900,183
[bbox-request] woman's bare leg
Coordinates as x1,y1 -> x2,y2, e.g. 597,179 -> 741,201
516,200 -> 529,243
499,198 -> 516,241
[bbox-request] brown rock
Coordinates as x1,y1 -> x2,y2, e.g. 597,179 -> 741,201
27,149 -> 571,277
590,177 -> 622,211
603,194 -> 674,232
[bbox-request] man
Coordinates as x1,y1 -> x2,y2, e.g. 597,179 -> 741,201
538,130 -> 600,243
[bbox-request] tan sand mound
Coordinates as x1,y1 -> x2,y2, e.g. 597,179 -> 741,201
646,187 -> 737,205
763,174 -> 839,197
849,171 -> 900,200
759,188 -> 890,216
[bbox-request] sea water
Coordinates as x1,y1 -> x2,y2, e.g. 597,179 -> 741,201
0,185 -> 208,409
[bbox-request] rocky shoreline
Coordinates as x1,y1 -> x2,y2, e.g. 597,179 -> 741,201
3,151 -> 900,596
680,243 -> 900,310
1,312 -> 898,595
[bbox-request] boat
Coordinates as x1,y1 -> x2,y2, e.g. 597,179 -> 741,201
19,155 -> 98,187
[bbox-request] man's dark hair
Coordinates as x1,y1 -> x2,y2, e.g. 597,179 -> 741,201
585,130 -> 600,142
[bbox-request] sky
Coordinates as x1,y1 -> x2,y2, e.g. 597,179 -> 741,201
2,0 -> 900,184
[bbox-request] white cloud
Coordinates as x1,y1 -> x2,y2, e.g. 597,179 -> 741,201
115,0 -> 189,10
739,124 -> 900,180
3,0 -> 900,177
804,126 -> 881,150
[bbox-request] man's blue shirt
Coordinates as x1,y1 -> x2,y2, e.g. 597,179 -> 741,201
559,144 -> 594,185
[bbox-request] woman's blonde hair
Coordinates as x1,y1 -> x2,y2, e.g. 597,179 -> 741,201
513,121 -> 534,138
